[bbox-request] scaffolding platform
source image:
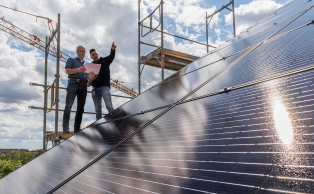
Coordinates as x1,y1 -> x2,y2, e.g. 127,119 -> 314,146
44,131 -> 74,147
140,48 -> 200,71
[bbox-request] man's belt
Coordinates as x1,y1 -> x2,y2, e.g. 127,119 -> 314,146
69,78 -> 87,83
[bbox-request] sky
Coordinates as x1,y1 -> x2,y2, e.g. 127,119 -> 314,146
0,0 -> 292,150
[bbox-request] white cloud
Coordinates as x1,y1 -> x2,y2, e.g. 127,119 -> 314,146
225,0 -> 283,35
164,0 -> 219,27
0,116 -> 48,150
175,24 -> 189,37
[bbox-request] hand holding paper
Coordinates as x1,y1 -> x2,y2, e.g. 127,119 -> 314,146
89,71 -> 95,79
78,66 -> 86,72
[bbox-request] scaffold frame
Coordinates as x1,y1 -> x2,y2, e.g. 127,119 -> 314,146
206,0 -> 236,53
138,0 -> 218,94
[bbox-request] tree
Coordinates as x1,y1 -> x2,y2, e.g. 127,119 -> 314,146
0,149 -> 44,178
0,160 -> 14,177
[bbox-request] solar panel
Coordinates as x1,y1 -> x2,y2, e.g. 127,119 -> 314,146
54,69 -> 314,194
215,9 -> 307,55
277,6 -> 314,34
242,0 -> 313,36
0,108 -> 166,194
266,0 -> 306,16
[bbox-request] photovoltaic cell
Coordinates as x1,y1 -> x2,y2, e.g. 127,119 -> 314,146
55,69 -> 314,194
277,6 -> 314,34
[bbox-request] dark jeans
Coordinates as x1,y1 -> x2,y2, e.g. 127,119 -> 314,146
62,79 -> 87,132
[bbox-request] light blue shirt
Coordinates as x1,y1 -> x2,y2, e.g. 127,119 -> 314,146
65,57 -> 87,81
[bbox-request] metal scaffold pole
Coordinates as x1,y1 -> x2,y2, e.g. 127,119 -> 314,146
206,11 -> 208,54
161,0 -> 164,81
206,0 -> 236,49
232,0 -> 236,37
55,14 -> 61,134
138,0 -> 141,94
43,36 -> 48,150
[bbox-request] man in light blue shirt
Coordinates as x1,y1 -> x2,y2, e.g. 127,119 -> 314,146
62,45 -> 88,133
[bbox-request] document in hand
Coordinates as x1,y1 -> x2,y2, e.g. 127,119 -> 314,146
84,62 -> 101,74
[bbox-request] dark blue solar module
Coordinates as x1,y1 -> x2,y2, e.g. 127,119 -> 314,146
0,108 -> 167,193
1,0 -> 314,193
54,69 -> 314,194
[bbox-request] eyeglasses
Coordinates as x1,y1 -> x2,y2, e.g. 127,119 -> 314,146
91,53 -> 99,56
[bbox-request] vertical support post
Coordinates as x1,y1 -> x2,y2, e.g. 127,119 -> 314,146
232,0 -> 236,37
161,0 -> 164,80
43,36 -> 48,151
138,0 -> 141,94
55,14 -> 61,134
206,12 -> 208,54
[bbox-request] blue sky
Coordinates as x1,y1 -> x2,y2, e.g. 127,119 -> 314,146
0,0 -> 292,150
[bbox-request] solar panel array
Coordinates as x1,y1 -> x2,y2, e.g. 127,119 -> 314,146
1,0 -> 314,193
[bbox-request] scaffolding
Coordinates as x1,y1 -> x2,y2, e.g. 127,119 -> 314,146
29,14 -> 72,150
140,47 -> 200,71
25,14 -> 132,150
0,6 -> 136,150
138,0 -> 236,93
138,1 -> 204,93
0,12 -> 138,97
206,0 -> 236,53
42,14 -> 61,150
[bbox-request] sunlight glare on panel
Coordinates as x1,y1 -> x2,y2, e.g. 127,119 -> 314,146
273,101 -> 293,145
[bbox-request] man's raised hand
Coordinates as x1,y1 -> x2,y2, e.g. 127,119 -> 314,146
111,42 -> 117,50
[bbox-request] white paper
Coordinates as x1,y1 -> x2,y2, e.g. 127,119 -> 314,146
84,62 -> 101,74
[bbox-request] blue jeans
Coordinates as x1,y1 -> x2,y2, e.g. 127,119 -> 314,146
62,79 -> 87,132
92,86 -> 114,120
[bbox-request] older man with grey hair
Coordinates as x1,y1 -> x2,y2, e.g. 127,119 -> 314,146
62,45 -> 88,134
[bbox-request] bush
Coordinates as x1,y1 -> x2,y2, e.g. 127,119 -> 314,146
0,149 -> 43,178
0,160 -> 14,177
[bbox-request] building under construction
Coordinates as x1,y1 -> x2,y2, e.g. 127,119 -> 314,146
1,0 -> 314,193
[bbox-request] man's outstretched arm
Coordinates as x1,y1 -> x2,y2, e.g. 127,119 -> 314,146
108,42 -> 116,61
